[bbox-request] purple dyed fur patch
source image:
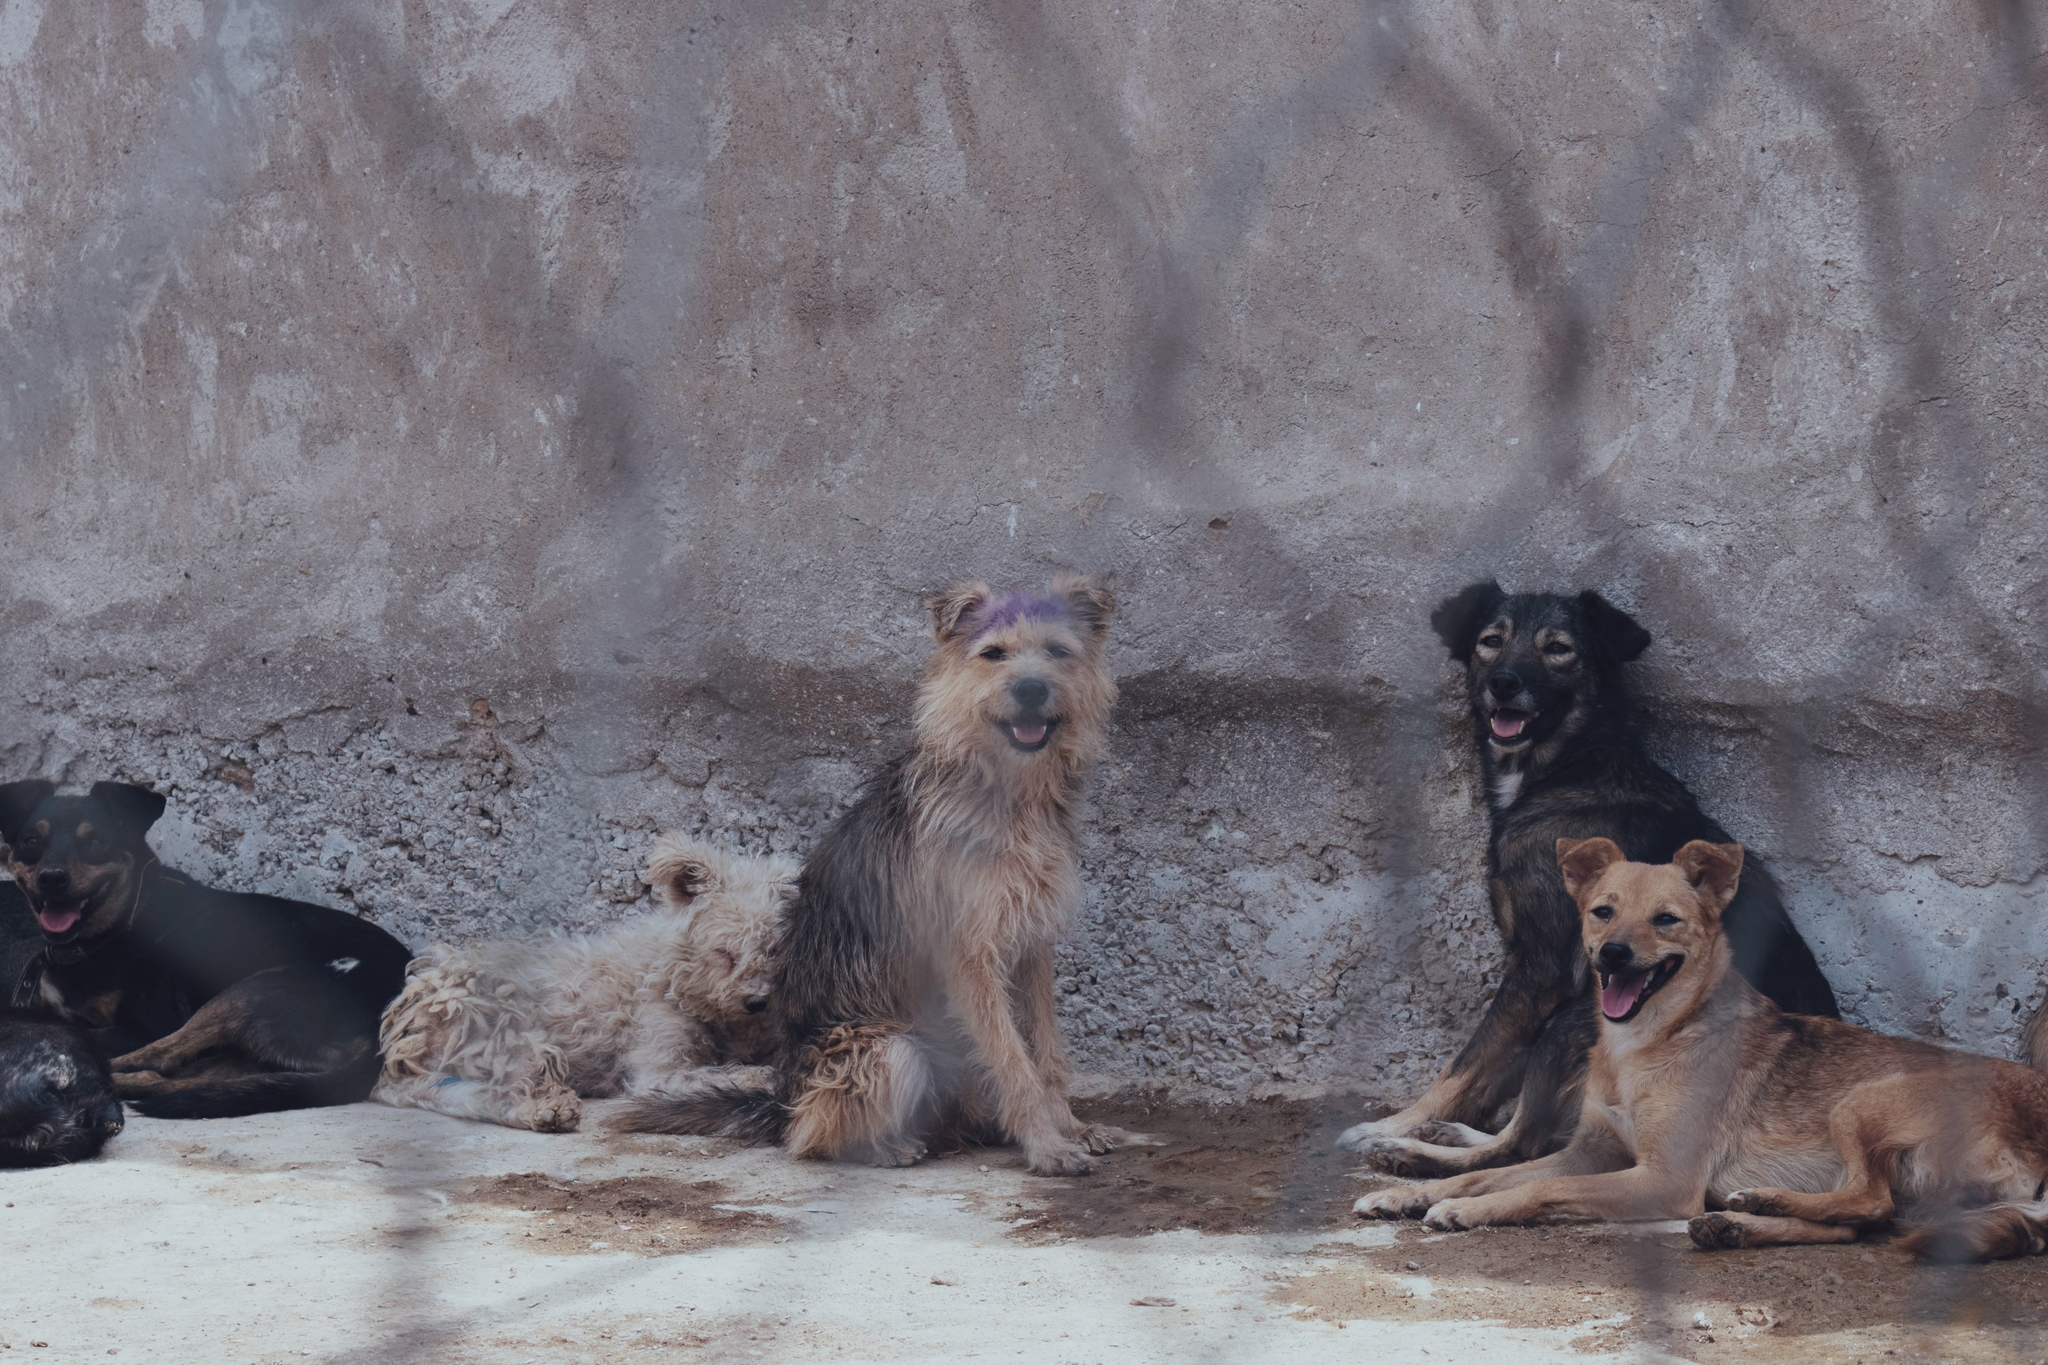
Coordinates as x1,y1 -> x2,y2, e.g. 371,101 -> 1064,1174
969,592 -> 1068,639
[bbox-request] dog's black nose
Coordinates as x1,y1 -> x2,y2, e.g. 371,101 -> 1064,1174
35,867 -> 69,896
1487,670 -> 1522,700
1597,942 -> 1634,971
1010,677 -> 1051,711
743,995 -> 768,1014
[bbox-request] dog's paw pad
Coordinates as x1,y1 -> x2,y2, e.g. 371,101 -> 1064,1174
1689,1212 -> 1745,1250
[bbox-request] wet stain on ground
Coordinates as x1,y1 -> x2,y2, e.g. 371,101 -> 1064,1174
458,1173 -> 783,1255
1284,1218 -> 2048,1363
1013,1091 -> 1366,1239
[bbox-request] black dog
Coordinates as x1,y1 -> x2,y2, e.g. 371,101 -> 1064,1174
1338,582 -> 1838,1175
0,1005 -> 124,1165
0,780 -> 411,1119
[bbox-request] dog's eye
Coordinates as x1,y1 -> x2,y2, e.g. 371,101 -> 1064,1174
1045,643 -> 1071,660
1590,905 -> 1614,921
1653,912 -> 1680,928
11,838 -> 42,863
1478,633 -> 1504,650
1543,641 -> 1574,657
978,646 -> 1008,662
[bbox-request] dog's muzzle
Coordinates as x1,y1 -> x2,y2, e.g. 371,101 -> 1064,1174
1594,945 -> 1683,1022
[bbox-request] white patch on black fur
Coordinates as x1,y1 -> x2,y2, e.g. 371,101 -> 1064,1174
328,957 -> 360,974
1490,769 -> 1523,810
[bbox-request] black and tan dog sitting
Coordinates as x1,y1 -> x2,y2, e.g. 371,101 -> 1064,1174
1337,582 -> 1839,1175
0,780 -> 411,1119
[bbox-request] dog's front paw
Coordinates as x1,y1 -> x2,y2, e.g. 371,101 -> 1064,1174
511,1088 -> 583,1133
1070,1122 -> 1166,1154
1335,1118 -> 1400,1152
1412,1120 -> 1492,1149
1421,1197 -> 1495,1231
1689,1211 -> 1749,1249
1027,1143 -> 1096,1177
1348,1137 -> 1451,1177
1353,1185 -> 1433,1219
869,1140 -> 928,1168
1722,1189 -> 1778,1216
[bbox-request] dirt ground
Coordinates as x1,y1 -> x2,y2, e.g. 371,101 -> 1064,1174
5,1084 -> 2044,1364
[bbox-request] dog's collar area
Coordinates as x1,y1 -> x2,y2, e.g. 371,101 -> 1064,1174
995,716 -> 1060,753
1597,955 -> 1682,1022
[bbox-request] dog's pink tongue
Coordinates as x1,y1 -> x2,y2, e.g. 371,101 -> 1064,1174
1012,722 -> 1047,745
1600,971 -> 1647,1020
37,907 -> 80,935
1491,714 -> 1527,739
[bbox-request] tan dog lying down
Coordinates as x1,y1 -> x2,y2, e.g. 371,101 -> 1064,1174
372,836 -> 796,1132
1358,838 -> 2048,1260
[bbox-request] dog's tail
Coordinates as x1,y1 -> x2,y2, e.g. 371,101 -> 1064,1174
124,1050 -> 383,1120
1898,1199 -> 2048,1262
610,1069 -> 788,1142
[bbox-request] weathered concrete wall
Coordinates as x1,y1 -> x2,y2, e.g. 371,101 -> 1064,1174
2,0 -> 2044,1100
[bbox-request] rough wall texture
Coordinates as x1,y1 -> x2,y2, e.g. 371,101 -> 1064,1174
2,0 -> 2044,1103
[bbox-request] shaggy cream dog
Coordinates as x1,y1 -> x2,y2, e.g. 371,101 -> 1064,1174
371,835 -> 796,1132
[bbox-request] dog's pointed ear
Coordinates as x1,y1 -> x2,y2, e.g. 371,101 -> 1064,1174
648,840 -> 719,907
1556,836 -> 1625,900
87,782 -> 166,836
1674,840 -> 1744,908
1430,580 -> 1506,662
1578,591 -> 1652,670
0,780 -> 56,845
1054,572 -> 1116,641
925,580 -> 992,643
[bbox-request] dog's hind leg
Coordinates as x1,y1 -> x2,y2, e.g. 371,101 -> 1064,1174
113,968 -> 380,1078
786,1025 -> 933,1167
1357,999 -> 1593,1177
1338,950 -> 1578,1151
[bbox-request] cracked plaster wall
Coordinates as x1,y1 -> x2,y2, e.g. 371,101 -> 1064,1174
2,0 -> 2045,1102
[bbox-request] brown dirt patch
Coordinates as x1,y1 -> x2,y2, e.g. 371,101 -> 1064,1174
1289,1203 -> 2048,1364
1011,1091 -> 1365,1239
457,1173 -> 782,1256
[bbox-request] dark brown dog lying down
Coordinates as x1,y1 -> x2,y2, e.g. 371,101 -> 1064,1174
1358,838 -> 2048,1261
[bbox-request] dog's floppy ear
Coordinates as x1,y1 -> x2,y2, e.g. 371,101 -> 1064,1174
1674,840 -> 1744,909
1556,836 -> 1625,900
647,839 -> 720,907
925,580 -> 992,643
1054,572 -> 1116,641
88,782 -> 167,837
0,780 -> 56,845
1430,580 -> 1506,662
1577,591 -> 1652,670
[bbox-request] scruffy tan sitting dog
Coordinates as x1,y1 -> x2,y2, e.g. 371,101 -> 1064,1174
371,836 -> 796,1132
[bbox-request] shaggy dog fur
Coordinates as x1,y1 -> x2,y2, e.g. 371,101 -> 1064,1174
1359,839 -> 2048,1261
371,836 -> 795,1132
1338,582 -> 1837,1177
0,1005 -> 124,1167
617,575 -> 1140,1177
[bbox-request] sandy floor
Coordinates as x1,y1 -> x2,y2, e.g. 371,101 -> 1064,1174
5,1086 -> 2044,1364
